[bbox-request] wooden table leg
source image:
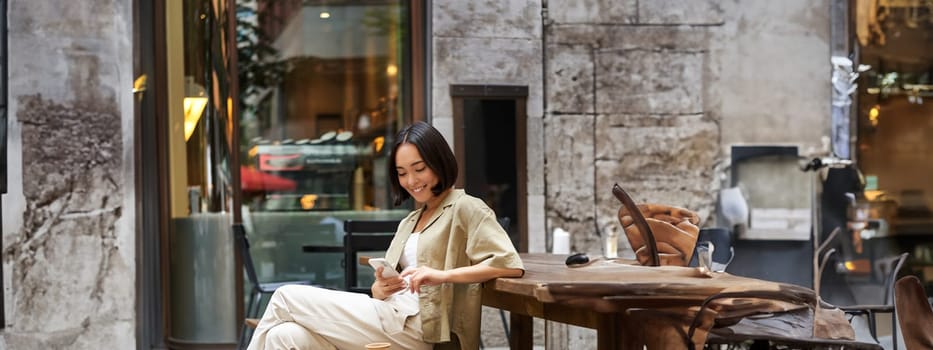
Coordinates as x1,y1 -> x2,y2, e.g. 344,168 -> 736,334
509,312 -> 533,350
597,314 -> 623,350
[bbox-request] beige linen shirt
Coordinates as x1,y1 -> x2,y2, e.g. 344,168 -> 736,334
383,189 -> 524,350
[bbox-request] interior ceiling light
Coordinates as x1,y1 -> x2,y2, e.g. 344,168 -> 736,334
319,11 -> 330,19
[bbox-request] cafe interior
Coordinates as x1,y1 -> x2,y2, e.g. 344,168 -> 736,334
850,0 -> 933,302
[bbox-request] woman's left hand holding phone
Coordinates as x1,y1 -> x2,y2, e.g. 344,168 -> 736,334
371,267 -> 408,300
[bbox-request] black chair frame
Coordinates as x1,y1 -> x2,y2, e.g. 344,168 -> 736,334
342,220 -> 399,294
235,223 -> 313,350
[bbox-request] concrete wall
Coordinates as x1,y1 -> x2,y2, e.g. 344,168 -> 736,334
1,0 -> 136,348
434,0 -> 832,348
714,0 -> 831,148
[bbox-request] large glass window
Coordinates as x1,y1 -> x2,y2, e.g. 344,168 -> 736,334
855,7 -> 933,292
164,0 -> 239,345
237,0 -> 414,289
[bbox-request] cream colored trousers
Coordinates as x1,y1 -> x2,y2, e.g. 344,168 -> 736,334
246,285 -> 432,350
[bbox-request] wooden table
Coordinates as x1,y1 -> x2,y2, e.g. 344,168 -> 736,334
482,253 -> 880,349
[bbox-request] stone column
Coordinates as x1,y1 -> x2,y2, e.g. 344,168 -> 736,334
2,0 -> 136,348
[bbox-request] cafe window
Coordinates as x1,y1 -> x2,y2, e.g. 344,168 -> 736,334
855,2 -> 933,292
237,0 -> 420,289
162,0 -> 239,345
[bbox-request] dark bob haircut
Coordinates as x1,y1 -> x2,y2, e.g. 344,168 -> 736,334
388,121 -> 458,206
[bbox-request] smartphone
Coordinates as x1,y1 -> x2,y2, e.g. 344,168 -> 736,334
368,258 -> 399,278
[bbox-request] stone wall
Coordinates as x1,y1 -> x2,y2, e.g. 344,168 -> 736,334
434,0 -> 831,348
544,0 -> 831,267
1,0 -> 135,348
713,0 -> 831,148
545,0 -> 723,270
543,3 -> 723,347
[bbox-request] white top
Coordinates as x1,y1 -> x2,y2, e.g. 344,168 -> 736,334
399,232 -> 419,269
385,232 -> 420,315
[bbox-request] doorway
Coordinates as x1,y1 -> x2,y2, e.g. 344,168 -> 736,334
451,85 -> 527,252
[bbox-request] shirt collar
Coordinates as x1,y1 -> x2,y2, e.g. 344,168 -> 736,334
407,188 -> 462,225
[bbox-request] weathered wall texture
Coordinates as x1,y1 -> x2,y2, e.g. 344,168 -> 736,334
1,0 -> 136,348
545,0 -> 723,267
544,0 -> 830,261
713,1 -> 831,148
518,0 -> 827,348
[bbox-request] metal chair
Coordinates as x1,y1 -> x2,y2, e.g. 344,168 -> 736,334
840,252 -> 909,348
234,223 -> 313,349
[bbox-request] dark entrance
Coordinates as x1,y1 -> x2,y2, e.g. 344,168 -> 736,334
451,85 -> 527,252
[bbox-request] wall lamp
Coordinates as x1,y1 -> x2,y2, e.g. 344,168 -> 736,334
183,76 -> 208,141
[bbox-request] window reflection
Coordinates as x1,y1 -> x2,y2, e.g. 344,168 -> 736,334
241,1 -> 407,214
238,0 -> 412,289
176,0 -> 235,216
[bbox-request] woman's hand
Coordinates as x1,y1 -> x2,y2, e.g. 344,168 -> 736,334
371,266 -> 408,300
400,266 -> 450,294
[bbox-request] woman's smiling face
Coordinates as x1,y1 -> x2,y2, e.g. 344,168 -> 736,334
395,143 -> 440,205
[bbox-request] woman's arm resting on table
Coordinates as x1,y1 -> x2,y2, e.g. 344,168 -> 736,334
401,265 -> 523,294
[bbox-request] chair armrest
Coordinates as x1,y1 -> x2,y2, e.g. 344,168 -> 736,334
245,318 -> 260,329
839,304 -> 894,314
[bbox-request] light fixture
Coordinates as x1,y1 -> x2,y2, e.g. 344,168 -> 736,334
133,74 -> 147,94
300,194 -> 319,210
843,259 -> 870,274
133,74 -> 148,102
386,64 -> 398,77
184,76 -> 208,141
869,104 -> 880,127
319,11 -> 330,19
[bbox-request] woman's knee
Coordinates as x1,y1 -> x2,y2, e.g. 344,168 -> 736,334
269,285 -> 312,307
265,322 -> 316,349
272,284 -> 303,298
